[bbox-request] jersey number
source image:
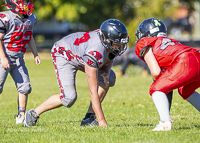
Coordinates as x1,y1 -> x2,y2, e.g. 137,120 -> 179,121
7,31 -> 32,52
160,38 -> 175,50
74,32 -> 90,46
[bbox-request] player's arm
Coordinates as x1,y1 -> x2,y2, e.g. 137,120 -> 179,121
0,32 -> 10,69
143,46 -> 161,80
101,60 -> 113,86
84,62 -> 107,127
28,36 -> 41,65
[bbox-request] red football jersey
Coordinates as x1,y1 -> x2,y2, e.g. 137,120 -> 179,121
135,37 -> 197,69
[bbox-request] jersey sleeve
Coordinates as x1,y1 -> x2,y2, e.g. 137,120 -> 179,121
135,37 -> 157,61
0,12 -> 10,33
83,50 -> 103,68
83,44 -> 104,69
29,14 -> 37,25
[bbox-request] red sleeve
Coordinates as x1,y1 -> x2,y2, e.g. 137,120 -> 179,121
135,37 -> 157,61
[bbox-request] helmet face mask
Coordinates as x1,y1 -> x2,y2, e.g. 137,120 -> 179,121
99,19 -> 129,56
135,18 -> 167,43
3,0 -> 34,15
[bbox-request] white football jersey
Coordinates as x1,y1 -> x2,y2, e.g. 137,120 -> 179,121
51,29 -> 115,70
0,11 -> 36,58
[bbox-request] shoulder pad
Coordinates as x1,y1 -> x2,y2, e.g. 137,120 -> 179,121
0,11 -> 11,26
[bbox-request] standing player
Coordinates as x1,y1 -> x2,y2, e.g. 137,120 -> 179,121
135,18 -> 200,131
24,19 -> 129,127
0,0 -> 40,124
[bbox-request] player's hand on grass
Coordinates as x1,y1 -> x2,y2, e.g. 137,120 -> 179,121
34,56 -> 41,65
1,57 -> 10,69
98,119 -> 108,127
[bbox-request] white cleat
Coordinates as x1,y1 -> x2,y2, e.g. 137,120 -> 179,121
152,120 -> 173,131
15,115 -> 25,124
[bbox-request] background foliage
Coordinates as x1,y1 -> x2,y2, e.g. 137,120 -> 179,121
1,0 -> 198,46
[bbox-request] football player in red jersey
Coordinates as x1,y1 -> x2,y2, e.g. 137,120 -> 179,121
24,19 -> 129,127
0,0 -> 40,124
135,18 -> 200,131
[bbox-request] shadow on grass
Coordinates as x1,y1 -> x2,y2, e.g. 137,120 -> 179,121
32,120 -> 81,127
136,123 -> 154,127
176,124 -> 200,130
114,123 -> 154,128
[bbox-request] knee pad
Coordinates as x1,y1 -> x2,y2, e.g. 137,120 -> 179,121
60,87 -> 77,107
61,96 -> 77,108
109,70 -> 116,87
17,83 -> 32,95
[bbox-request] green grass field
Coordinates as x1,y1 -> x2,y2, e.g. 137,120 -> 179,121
0,53 -> 200,143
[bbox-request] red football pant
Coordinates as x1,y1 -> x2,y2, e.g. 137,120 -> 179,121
150,51 -> 200,99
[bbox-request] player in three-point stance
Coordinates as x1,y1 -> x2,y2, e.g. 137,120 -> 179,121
135,18 -> 200,131
24,19 -> 129,127
0,0 -> 40,124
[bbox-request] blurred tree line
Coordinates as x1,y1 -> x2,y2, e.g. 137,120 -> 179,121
0,0 -> 198,46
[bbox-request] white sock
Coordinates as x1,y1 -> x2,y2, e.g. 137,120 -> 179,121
186,91 -> 200,111
152,91 -> 171,121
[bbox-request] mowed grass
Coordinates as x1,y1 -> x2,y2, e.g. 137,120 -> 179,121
0,52 -> 200,143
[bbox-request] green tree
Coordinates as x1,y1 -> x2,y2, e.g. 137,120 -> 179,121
0,0 -> 197,47
126,0 -> 179,46
32,0 -> 195,46
0,0 -> 4,11
127,0 -> 197,46
33,0 -> 129,30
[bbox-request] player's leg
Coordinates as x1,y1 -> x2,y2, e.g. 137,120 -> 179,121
150,69 -> 178,130
186,91 -> 200,111
0,64 -> 9,94
24,93 -> 62,127
150,52 -> 199,131
151,86 -> 173,131
10,60 -> 31,124
81,69 -> 116,126
34,56 -> 71,115
16,93 -> 28,124
167,91 -> 173,111
25,56 -> 78,126
33,60 -> 78,114
178,80 -> 200,111
151,91 -> 172,131
34,94 -> 63,115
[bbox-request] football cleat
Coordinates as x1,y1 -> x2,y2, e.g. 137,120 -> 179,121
152,120 -> 173,131
80,115 -> 99,126
15,114 -> 25,124
24,109 -> 39,127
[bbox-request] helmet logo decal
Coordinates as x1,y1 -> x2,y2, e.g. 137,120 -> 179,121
154,20 -> 161,26
150,27 -> 159,34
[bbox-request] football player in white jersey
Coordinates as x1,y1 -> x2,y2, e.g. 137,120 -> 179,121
0,0 -> 40,124
24,19 -> 129,127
